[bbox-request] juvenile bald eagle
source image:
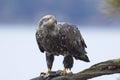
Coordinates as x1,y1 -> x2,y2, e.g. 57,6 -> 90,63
36,15 -> 90,74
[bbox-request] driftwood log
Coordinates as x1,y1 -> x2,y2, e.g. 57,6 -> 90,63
31,58 -> 120,80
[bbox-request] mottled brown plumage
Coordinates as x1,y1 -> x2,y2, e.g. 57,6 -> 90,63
36,15 -> 90,74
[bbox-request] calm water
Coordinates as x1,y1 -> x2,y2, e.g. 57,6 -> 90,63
0,26 -> 120,80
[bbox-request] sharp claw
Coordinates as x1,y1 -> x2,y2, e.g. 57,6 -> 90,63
40,72 -> 49,77
48,68 -> 51,72
68,71 -> 73,75
40,69 -> 51,76
62,68 -> 73,75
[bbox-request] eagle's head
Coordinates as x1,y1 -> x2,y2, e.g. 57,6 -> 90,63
39,15 -> 57,30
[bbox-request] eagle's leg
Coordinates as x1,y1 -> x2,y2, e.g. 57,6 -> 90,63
63,55 -> 73,75
41,52 -> 54,76
46,52 -> 54,72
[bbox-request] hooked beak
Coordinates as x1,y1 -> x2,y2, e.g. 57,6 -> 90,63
48,18 -> 57,25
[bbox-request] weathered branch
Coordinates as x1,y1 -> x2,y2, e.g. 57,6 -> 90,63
31,58 -> 120,80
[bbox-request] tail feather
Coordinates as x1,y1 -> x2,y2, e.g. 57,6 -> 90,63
74,55 -> 90,62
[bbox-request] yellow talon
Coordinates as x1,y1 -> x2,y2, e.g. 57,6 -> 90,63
40,68 -> 51,76
40,72 -> 47,75
63,68 -> 73,75
48,68 -> 51,72
68,71 -> 73,75
63,68 -> 67,75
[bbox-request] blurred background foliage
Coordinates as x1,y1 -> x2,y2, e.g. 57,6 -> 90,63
102,0 -> 120,16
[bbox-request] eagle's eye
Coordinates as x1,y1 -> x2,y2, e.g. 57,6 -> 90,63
43,18 -> 49,22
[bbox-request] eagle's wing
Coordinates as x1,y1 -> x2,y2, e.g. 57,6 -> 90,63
58,23 -> 89,62
35,31 -> 44,53
58,23 -> 87,55
73,25 -> 87,54
79,31 -> 87,48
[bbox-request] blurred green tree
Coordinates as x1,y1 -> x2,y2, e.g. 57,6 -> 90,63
103,0 -> 120,16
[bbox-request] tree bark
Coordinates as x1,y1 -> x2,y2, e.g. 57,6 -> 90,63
31,58 -> 120,80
